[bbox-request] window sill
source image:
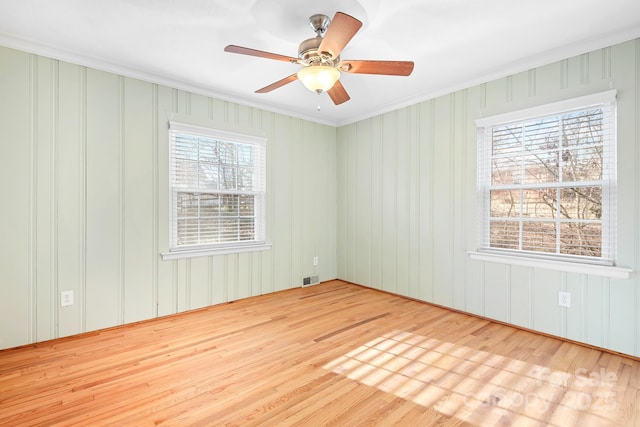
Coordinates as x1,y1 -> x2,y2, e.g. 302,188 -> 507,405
467,251 -> 632,279
162,243 -> 271,260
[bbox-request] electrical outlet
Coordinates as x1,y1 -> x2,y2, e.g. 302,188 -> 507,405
313,256 -> 318,266
558,291 -> 570,308
61,290 -> 74,307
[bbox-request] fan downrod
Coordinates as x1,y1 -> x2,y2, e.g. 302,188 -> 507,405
308,14 -> 331,36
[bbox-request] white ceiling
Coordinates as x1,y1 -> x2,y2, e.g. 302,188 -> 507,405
1,0 -> 639,126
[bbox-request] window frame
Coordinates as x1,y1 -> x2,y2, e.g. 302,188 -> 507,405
470,90 -> 631,278
162,120 -> 270,260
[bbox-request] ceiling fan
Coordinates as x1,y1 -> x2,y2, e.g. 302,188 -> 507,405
224,12 -> 414,105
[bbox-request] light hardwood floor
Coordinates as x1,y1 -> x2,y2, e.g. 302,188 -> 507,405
0,280 -> 638,426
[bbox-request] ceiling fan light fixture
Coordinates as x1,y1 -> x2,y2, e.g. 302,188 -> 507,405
225,12 -> 413,105
297,65 -> 340,94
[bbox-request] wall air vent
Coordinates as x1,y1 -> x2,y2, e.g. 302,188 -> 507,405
302,276 -> 320,287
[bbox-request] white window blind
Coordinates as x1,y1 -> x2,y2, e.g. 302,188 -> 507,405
476,90 -> 617,265
168,122 -> 266,253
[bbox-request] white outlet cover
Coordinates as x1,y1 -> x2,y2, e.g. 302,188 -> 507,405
558,291 -> 571,308
61,290 -> 74,307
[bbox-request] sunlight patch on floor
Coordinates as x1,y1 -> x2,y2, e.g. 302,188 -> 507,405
323,330 -> 619,426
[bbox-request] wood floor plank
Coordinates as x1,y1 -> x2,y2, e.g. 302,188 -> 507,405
0,280 -> 638,426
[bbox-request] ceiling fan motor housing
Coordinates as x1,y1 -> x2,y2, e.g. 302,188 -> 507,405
298,36 -> 339,65
298,36 -> 323,61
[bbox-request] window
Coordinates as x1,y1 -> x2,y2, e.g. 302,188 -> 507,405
476,90 -> 617,266
165,121 -> 267,259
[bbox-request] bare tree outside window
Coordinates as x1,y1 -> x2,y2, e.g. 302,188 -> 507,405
169,126 -> 266,250
480,99 -> 615,261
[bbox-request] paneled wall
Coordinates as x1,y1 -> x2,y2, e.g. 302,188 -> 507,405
2,39 -> 639,358
0,46 -> 337,350
337,39 -> 640,357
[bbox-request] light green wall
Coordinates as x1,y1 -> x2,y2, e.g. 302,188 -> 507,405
337,39 -> 640,357
2,38 -> 639,358
0,46 -> 337,350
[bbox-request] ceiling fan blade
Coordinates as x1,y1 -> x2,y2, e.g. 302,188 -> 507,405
224,45 -> 297,63
341,60 -> 415,76
327,80 -> 350,105
255,74 -> 299,93
318,12 -> 363,59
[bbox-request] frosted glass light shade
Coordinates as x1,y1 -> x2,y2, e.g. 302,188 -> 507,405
297,65 -> 340,93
